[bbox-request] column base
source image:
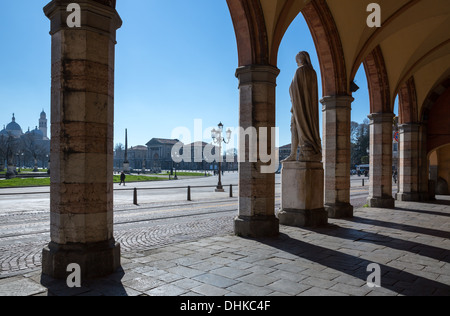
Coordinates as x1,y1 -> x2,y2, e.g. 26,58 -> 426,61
396,192 -> 421,202
278,208 -> 328,228
325,203 -> 354,219
42,239 -> 121,280
367,197 -> 395,209
234,215 -> 279,238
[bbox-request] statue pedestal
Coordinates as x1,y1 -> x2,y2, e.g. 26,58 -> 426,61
6,165 -> 16,179
123,162 -> 130,174
278,161 -> 328,227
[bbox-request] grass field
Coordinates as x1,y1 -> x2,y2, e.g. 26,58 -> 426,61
0,177 -> 50,188
159,172 -> 211,177
0,175 -> 169,188
0,169 -> 48,175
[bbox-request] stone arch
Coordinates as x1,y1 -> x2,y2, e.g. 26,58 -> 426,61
398,77 -> 418,124
363,46 -> 391,114
226,0 -> 269,66
301,0 -> 347,96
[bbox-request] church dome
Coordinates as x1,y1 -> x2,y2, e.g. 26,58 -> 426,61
0,126 -> 8,137
29,127 -> 44,137
5,114 -> 22,137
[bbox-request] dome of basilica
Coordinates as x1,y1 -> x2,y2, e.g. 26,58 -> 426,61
5,114 -> 23,137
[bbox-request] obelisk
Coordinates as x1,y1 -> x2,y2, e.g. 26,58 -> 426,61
123,129 -> 130,174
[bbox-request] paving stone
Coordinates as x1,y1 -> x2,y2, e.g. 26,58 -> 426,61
192,284 -> 229,296
172,257 -> 204,267
189,261 -> 224,272
226,260 -> 253,270
210,267 -> 251,279
193,273 -> 239,288
329,283 -> 372,296
156,272 -> 184,283
122,277 -> 166,292
247,265 -> 276,275
0,278 -> 46,296
145,284 -> 187,296
2,198 -> 450,296
167,266 -> 205,278
141,269 -> 167,278
301,276 -> 337,290
171,278 -> 204,290
332,275 -> 367,287
180,291 -> 203,296
237,273 -> 278,287
267,291 -> 291,296
300,287 -> 349,296
273,263 -> 308,274
226,282 -> 273,296
267,270 -> 309,283
267,279 -> 310,295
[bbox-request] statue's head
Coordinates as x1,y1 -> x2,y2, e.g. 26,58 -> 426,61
296,51 -> 312,67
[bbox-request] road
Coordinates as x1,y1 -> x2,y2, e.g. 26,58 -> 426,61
0,173 -> 384,277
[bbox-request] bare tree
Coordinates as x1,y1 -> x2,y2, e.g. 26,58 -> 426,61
21,133 -> 48,172
0,134 -> 7,170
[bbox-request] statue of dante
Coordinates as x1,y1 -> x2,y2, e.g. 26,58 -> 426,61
283,51 -> 322,162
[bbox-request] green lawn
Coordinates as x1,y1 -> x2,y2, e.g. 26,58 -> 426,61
0,175 -> 169,188
0,169 -> 48,175
113,175 -> 167,183
0,177 -> 50,188
159,171 -> 211,177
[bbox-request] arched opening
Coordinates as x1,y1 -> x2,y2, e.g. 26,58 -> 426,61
421,76 -> 450,200
428,145 -> 450,196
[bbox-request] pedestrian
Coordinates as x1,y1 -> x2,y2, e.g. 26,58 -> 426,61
120,171 -> 126,186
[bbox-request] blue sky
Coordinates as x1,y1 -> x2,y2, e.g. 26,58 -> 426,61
0,0 -> 392,150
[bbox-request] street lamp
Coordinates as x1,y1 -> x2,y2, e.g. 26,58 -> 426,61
211,122 -> 232,192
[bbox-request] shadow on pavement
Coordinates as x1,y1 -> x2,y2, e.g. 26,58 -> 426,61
255,231 -> 450,296
40,268 -> 127,296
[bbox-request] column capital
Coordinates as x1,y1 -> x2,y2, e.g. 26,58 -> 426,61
235,65 -> 280,87
44,0 -> 122,37
320,95 -> 354,111
368,112 -> 395,124
399,122 -> 422,133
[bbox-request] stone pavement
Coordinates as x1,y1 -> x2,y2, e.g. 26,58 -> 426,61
0,198 -> 449,296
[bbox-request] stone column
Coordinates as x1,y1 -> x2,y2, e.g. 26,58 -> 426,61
418,124 -> 431,201
397,123 -> 421,201
367,113 -> 395,208
42,0 -> 122,279
234,65 -> 280,237
321,95 -> 354,218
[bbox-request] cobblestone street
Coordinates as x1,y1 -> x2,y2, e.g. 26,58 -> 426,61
0,200 -> 238,278
0,197 -> 449,296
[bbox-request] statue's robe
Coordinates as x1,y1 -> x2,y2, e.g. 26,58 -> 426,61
289,64 -> 322,156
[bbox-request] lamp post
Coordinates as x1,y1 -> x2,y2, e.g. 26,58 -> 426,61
211,122 -> 232,192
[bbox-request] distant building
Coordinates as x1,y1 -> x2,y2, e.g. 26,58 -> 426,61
146,138 -> 180,171
181,141 -> 223,171
0,112 -> 50,169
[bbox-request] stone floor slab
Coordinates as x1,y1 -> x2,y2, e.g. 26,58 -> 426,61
1,198 -> 450,296
0,278 -> 46,296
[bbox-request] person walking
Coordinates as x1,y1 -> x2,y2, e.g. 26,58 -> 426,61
120,171 -> 126,186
